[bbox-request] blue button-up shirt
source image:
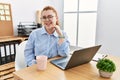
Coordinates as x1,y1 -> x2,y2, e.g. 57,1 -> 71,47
24,27 -> 70,66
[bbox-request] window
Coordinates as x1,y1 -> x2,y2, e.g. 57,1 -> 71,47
64,0 -> 98,47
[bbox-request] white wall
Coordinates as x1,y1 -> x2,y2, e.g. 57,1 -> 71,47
1,0 -> 63,35
2,0 -> 120,56
96,0 -> 120,56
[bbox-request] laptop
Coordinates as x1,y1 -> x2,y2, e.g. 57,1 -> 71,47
50,45 -> 101,70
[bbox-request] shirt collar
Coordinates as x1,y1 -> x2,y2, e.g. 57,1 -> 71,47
41,26 -> 58,38
41,27 -> 47,34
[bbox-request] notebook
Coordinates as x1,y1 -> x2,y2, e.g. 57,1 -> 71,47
50,45 -> 101,70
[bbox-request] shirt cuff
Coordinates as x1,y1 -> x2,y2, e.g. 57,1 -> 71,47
28,59 -> 36,66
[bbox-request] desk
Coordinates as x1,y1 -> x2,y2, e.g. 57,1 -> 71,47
13,55 -> 120,80
0,36 -> 28,42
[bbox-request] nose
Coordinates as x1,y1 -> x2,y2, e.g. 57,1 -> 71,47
45,18 -> 50,21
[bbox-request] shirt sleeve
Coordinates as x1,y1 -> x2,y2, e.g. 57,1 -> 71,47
57,32 -> 70,56
24,32 -> 36,66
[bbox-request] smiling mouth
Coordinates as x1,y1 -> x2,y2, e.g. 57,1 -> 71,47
45,22 -> 52,26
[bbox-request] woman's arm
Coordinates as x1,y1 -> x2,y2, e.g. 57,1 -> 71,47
24,32 -> 36,66
57,31 -> 70,56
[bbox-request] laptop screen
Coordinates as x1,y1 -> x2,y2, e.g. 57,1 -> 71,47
50,45 -> 101,70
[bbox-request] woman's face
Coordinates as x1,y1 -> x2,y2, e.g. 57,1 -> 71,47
41,10 -> 58,30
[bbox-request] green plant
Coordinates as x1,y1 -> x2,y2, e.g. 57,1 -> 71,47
96,58 -> 116,72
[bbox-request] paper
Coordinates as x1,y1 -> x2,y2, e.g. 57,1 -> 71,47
92,53 -> 108,62
6,16 -> 11,21
4,5 -> 9,9
5,10 -> 10,15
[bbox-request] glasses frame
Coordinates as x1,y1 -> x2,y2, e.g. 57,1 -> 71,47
41,15 -> 55,21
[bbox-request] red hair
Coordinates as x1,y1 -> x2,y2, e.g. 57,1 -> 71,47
41,6 -> 59,25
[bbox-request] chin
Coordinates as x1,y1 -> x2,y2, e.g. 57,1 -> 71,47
45,26 -> 51,29
45,25 -> 49,28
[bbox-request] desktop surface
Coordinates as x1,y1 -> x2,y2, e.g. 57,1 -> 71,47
13,55 -> 120,80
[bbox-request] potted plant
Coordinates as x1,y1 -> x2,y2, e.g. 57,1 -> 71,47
96,58 -> 116,78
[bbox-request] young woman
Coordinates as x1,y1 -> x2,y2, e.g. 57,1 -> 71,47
24,6 -> 70,66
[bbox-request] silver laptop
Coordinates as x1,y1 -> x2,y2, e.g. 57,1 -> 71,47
50,45 -> 101,70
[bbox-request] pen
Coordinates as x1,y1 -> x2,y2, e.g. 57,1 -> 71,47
102,54 -> 108,59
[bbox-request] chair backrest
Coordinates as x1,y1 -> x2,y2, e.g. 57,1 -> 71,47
15,40 -> 27,71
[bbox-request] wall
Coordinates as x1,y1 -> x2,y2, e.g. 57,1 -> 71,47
2,0 -> 120,56
96,0 -> 120,56
0,0 -> 63,35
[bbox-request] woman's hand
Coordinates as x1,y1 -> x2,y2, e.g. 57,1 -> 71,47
50,23 -> 63,36
54,25 -> 63,36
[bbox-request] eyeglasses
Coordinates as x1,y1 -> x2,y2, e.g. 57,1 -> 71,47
41,15 -> 55,21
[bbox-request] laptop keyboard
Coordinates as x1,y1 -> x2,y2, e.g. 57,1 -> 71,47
50,56 -> 71,69
57,62 -> 68,68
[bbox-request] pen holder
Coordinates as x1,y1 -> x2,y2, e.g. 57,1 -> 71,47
36,55 -> 48,70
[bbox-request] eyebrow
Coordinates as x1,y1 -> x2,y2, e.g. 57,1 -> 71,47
42,15 -> 54,17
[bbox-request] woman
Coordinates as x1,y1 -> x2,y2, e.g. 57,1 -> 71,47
24,6 -> 70,66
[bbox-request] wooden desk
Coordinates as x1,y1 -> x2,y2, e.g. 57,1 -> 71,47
13,55 -> 120,80
0,36 -> 28,42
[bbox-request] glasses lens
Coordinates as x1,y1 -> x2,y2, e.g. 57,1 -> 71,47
47,15 -> 54,19
41,15 -> 54,21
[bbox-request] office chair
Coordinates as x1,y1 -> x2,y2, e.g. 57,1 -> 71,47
15,40 -> 27,71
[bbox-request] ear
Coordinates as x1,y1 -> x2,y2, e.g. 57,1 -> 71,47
56,16 -> 59,21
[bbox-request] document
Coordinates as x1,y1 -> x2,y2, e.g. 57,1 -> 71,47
93,53 -> 108,62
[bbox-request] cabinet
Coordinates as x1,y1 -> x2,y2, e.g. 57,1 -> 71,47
0,36 -> 28,80
0,36 -> 28,65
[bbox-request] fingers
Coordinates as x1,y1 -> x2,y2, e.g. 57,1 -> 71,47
50,22 -> 56,28
50,22 -> 61,34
